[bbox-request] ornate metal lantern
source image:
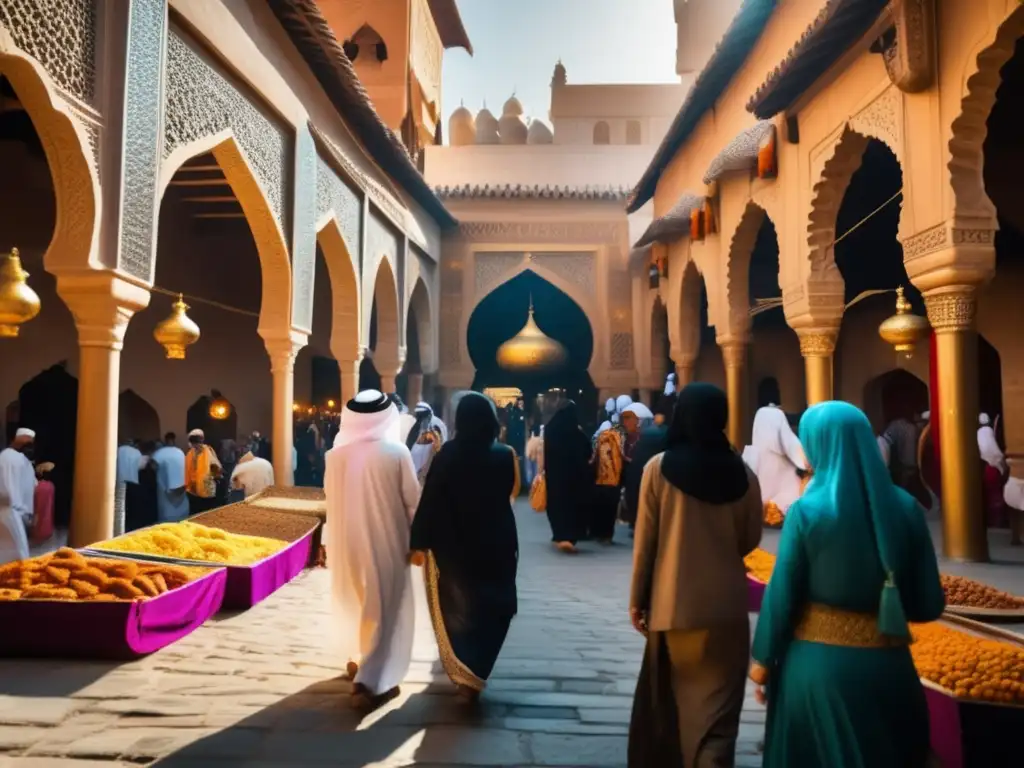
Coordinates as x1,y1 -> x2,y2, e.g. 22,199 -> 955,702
208,391 -> 231,420
153,294 -> 200,359
496,301 -> 568,372
0,247 -> 41,338
878,285 -> 930,357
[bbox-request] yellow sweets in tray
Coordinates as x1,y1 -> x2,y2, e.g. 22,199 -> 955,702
743,548 -> 776,583
92,521 -> 287,566
0,548 -> 209,602
911,622 -> 1024,705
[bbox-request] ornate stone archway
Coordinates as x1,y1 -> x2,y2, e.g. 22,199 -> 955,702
316,215 -> 361,398
407,277 -> 435,374
723,201 -> 771,340
368,256 -> 402,391
0,34 -> 99,274
668,258 -> 704,384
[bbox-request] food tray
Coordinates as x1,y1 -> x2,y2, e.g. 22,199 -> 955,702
920,616 -> 1023,768
943,604 -> 1024,623
188,504 -> 316,610
0,561 -> 226,659
244,487 -> 326,566
747,574 -> 766,613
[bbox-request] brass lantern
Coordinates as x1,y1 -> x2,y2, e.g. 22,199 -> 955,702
878,286 -> 930,357
154,294 -> 200,359
0,248 -> 41,338
496,301 -> 568,372
208,391 -> 231,420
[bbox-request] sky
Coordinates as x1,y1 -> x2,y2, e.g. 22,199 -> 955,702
441,0 -> 679,126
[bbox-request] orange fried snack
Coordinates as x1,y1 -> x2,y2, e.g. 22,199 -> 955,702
941,575 -> 1024,611
911,622 -> 1024,704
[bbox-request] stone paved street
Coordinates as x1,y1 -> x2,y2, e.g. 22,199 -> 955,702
0,502 -> 766,767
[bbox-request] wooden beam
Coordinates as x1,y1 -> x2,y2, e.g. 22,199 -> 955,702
178,164 -> 222,172
169,179 -> 232,187
181,196 -> 238,203
192,212 -> 246,219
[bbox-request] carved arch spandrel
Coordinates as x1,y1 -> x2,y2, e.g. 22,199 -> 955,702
158,132 -> 293,341
0,43 -> 99,274
723,201 -> 769,340
316,214 -> 361,366
664,256 -> 705,364
367,256 -> 402,375
947,5 -> 1024,226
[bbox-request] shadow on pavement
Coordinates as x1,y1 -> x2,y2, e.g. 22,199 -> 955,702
0,658 -> 123,697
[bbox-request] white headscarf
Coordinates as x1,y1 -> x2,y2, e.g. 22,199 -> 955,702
623,402 -> 654,421
615,394 -> 633,414
332,390 -> 401,449
417,401 -> 449,442
605,398 -> 616,415
663,374 -> 676,396
594,420 -> 612,439
746,405 -> 806,469
977,414 -> 1005,471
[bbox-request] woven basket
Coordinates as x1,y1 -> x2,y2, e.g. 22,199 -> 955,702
191,503 -> 318,543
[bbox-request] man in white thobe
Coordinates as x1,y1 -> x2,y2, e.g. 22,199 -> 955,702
325,390 -> 421,709
742,405 -> 807,516
0,428 -> 37,563
230,451 -> 275,499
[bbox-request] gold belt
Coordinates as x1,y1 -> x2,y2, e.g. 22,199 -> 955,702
793,603 -> 909,649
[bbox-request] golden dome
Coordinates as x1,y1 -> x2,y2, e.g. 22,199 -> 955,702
449,102 -> 476,146
502,95 -> 524,117
475,107 -> 499,144
496,304 -> 567,371
153,294 -> 201,360
878,286 -> 930,357
0,248 -> 41,338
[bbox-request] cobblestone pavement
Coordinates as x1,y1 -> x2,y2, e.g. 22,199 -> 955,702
0,502 -> 766,767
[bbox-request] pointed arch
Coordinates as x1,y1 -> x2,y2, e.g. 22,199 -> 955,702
724,201 -> 769,338
407,277 -> 435,374
158,131 -> 293,339
673,259 -> 704,363
948,5 -> 1024,225
368,256 -> 401,374
316,214 -> 361,364
0,38 -> 98,274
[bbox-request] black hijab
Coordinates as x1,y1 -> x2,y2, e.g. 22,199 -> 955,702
453,392 -> 500,453
660,383 -> 749,504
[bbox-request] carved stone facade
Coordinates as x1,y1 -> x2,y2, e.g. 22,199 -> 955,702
315,155 -> 362,258
291,125 -> 318,331
877,0 -> 936,94
164,30 -> 289,229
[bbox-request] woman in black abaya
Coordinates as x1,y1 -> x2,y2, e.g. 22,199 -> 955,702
543,401 -> 592,553
411,392 -> 520,700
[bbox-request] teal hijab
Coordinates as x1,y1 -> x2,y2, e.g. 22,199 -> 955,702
798,401 -> 914,639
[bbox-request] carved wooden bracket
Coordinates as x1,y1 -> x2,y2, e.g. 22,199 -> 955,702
872,0 -> 936,93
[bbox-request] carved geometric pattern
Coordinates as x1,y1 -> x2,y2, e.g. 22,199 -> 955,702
315,155 -> 361,257
610,332 -> 635,370
410,0 -> 441,106
117,0 -> 166,281
474,252 -> 524,296
529,252 -> 596,296
459,221 -> 621,243
0,0 -> 97,103
291,125 -> 318,330
925,290 -> 977,332
437,184 -> 632,201
798,332 -> 838,357
367,208 -> 399,274
848,86 -> 903,166
164,30 -> 289,227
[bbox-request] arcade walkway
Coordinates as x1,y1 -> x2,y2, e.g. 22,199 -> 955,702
0,502 -> 765,767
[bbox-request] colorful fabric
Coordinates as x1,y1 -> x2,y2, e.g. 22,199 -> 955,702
185,445 -> 219,499
595,428 -> 624,487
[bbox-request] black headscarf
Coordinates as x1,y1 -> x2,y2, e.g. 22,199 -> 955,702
660,383 -> 749,504
453,392 -> 500,452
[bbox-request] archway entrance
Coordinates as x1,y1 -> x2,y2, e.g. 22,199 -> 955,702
468,270 -> 596,436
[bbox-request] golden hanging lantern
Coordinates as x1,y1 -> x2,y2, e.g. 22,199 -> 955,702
153,293 -> 200,359
496,301 -> 568,372
0,247 -> 41,338
878,285 -> 930,357
208,397 -> 231,420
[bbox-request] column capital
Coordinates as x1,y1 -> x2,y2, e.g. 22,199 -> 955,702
797,329 -> 838,358
56,271 -> 151,350
903,219 -> 996,294
716,336 -> 750,367
923,286 -> 978,333
263,330 -> 308,372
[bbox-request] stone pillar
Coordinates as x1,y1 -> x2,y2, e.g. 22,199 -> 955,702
719,339 -> 749,449
797,331 -> 838,406
406,373 -> 424,406
265,332 -> 306,487
57,273 -> 150,548
380,375 -> 397,394
339,358 -> 360,403
925,288 -> 988,562
675,358 -> 695,388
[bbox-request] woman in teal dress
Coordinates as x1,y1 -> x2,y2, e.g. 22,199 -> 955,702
750,401 -> 945,768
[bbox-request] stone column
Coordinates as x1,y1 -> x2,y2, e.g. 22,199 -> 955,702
797,331 -> 838,406
339,358 -> 361,403
265,332 -> 306,487
57,273 -> 150,548
925,288 -> 988,562
380,375 -> 397,394
406,373 -> 424,406
674,358 -> 695,388
719,339 -> 749,449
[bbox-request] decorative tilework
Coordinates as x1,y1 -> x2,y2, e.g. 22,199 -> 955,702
291,125 -> 317,330
315,155 -> 361,257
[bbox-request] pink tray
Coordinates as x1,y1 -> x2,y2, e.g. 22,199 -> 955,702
0,566 -> 226,659
219,530 -> 313,611
747,574 -> 766,612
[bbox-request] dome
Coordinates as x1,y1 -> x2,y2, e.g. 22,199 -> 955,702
498,113 -> 527,145
502,95 -> 524,117
496,304 -> 567,372
449,104 -> 475,146
475,107 -> 499,144
527,119 -> 553,145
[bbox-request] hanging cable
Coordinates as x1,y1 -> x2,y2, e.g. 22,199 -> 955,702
149,285 -> 260,318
